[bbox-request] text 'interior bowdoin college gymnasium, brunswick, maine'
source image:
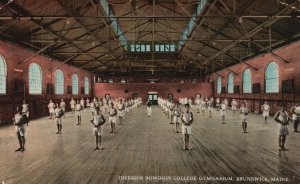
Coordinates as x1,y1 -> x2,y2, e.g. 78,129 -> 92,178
0,0 -> 300,184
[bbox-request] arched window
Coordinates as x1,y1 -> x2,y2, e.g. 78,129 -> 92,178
217,76 -> 221,94
72,74 -> 78,95
243,68 -> 252,93
84,77 -> 89,95
0,55 -> 7,94
265,62 -> 279,93
55,70 -> 64,95
227,73 -> 234,93
29,63 -> 42,94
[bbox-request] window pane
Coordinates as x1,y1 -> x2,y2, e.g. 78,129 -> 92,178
243,69 -> 252,93
217,77 -> 221,94
141,44 -> 146,52
146,45 -> 151,52
165,45 -> 170,51
160,45 -> 165,52
155,45 -> 160,52
0,55 -> 7,94
265,62 -> 279,93
170,44 -> 175,52
131,44 -> 135,51
55,70 -> 64,95
72,74 -> 78,95
228,73 -> 234,93
84,77 -> 89,95
29,63 -> 42,94
135,44 -> 140,51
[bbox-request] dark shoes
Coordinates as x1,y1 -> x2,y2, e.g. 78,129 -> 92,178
15,148 -> 22,152
15,147 -> 25,152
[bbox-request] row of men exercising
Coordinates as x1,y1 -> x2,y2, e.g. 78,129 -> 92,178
161,97 -> 300,131
47,97 -> 141,113
13,98 -> 142,152
159,97 -> 300,151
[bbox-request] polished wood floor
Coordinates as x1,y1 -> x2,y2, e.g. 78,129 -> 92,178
0,106 -> 300,184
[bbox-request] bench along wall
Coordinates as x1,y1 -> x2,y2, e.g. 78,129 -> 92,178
208,40 -> 300,115
0,41 -> 92,125
94,82 -> 213,103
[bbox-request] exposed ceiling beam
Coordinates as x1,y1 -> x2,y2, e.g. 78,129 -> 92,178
199,1 -> 299,69
18,43 -> 55,65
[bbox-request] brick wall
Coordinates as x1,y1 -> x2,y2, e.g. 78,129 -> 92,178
208,40 -> 300,114
0,41 -> 92,125
94,82 -> 213,103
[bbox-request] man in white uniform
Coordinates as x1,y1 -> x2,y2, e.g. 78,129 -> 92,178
274,105 -> 290,150
261,101 -> 270,124
60,99 -> 66,115
207,99 -> 213,118
195,97 -> 201,113
216,98 -> 220,111
231,99 -> 237,114
90,107 -> 106,150
220,101 -> 226,124
13,106 -> 29,152
240,102 -> 249,133
188,98 -> 193,107
181,104 -> 193,151
80,98 -> 85,109
70,98 -> 76,112
86,98 -> 90,108
118,99 -> 125,125
169,101 -> 175,124
48,100 -> 56,119
224,98 -> 228,109
173,102 -> 181,133
22,100 -> 29,126
109,103 -> 117,133
54,104 -> 64,134
75,100 -> 82,125
290,104 -> 300,132
146,99 -> 152,117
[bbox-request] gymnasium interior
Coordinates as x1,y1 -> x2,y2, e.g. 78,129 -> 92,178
0,0 -> 300,183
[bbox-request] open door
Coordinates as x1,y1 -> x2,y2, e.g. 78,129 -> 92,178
148,92 -> 158,105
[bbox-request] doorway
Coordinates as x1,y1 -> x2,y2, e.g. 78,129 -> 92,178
148,92 -> 158,105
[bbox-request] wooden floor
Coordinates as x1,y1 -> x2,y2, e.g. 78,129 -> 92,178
0,106 -> 300,184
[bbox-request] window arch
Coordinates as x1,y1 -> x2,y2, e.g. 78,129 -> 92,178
0,55 -> 7,94
72,74 -> 78,95
227,73 -> 234,93
265,62 -> 279,93
55,70 -> 64,94
242,68 -> 252,93
217,76 -> 221,94
84,77 -> 89,95
29,63 -> 42,94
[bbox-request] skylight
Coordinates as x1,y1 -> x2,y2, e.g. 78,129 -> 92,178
99,0 -> 128,49
178,0 -> 208,50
